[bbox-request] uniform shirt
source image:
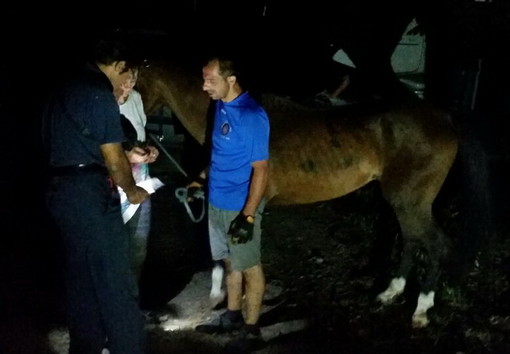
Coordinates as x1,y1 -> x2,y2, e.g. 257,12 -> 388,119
209,91 -> 270,211
42,63 -> 124,167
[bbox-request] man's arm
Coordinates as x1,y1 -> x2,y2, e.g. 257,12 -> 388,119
227,159 -> 268,244
100,142 -> 149,204
187,167 -> 209,188
242,160 -> 268,217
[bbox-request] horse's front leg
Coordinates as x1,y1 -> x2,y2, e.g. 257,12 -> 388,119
210,261 -> 226,307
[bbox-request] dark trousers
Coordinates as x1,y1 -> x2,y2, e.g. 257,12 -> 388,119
47,172 -> 145,354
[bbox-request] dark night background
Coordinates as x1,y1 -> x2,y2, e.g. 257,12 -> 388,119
2,1 -> 510,353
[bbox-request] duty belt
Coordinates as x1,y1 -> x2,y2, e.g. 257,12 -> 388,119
49,163 -> 108,176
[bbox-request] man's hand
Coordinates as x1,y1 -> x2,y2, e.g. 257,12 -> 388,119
126,186 -> 149,204
185,175 -> 206,202
126,146 -> 149,163
228,213 -> 254,244
146,145 -> 159,163
186,186 -> 204,202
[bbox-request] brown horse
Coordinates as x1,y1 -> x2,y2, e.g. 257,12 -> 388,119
137,60 -> 458,328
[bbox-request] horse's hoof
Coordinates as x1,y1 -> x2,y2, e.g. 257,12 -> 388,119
411,291 -> 434,328
412,313 -> 430,328
209,289 -> 226,308
377,291 -> 396,304
376,277 -> 406,304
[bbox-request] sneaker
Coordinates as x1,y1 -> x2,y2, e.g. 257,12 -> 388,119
195,311 -> 244,334
225,325 -> 264,353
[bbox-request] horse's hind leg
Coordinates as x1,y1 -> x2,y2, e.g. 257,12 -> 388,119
411,222 -> 450,327
376,209 -> 446,327
376,233 -> 418,305
376,230 -> 419,305
377,183 -> 449,327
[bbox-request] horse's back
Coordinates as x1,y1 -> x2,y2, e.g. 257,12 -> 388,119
265,97 -> 457,207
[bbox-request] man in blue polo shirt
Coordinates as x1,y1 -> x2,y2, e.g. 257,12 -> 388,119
41,34 -> 148,354
193,56 -> 270,350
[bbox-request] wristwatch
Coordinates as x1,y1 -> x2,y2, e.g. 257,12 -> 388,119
245,215 -> 255,223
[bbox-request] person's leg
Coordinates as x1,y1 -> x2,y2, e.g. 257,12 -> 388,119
243,264 -> 265,325
126,198 -> 151,282
207,203 -> 229,262
61,225 -> 107,354
225,205 -> 266,352
205,205 -> 244,330
92,195 -> 145,354
125,205 -> 141,272
47,177 -> 107,354
229,201 -> 266,325
224,259 -> 243,311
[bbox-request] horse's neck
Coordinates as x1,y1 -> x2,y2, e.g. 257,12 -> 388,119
143,63 -> 209,144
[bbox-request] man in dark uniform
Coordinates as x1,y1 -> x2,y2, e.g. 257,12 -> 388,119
41,34 -> 149,354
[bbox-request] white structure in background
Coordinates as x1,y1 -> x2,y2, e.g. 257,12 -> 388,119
333,18 -> 426,99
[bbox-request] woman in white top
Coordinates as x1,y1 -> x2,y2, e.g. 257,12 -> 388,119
117,76 -> 159,283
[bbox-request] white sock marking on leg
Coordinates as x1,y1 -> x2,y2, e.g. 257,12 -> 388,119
377,277 -> 406,304
412,291 -> 435,328
210,264 -> 224,298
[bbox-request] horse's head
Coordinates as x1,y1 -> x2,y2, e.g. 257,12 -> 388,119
137,60 -> 210,144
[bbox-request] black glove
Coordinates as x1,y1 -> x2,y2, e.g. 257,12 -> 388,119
228,213 -> 254,244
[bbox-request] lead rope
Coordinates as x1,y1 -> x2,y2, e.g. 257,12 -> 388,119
174,187 -> 206,223
148,133 -> 206,223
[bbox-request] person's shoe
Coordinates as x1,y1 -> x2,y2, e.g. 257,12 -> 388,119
225,325 -> 264,353
195,310 -> 244,334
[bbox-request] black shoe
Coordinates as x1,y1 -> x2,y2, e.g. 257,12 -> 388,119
225,325 -> 264,353
142,309 -> 170,325
195,311 -> 244,334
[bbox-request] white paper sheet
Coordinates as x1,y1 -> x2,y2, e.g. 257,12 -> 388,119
120,177 -> 164,223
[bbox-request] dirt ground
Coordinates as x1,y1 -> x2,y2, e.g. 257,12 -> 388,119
2,144 -> 510,354
146,141 -> 510,354
158,186 -> 510,354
